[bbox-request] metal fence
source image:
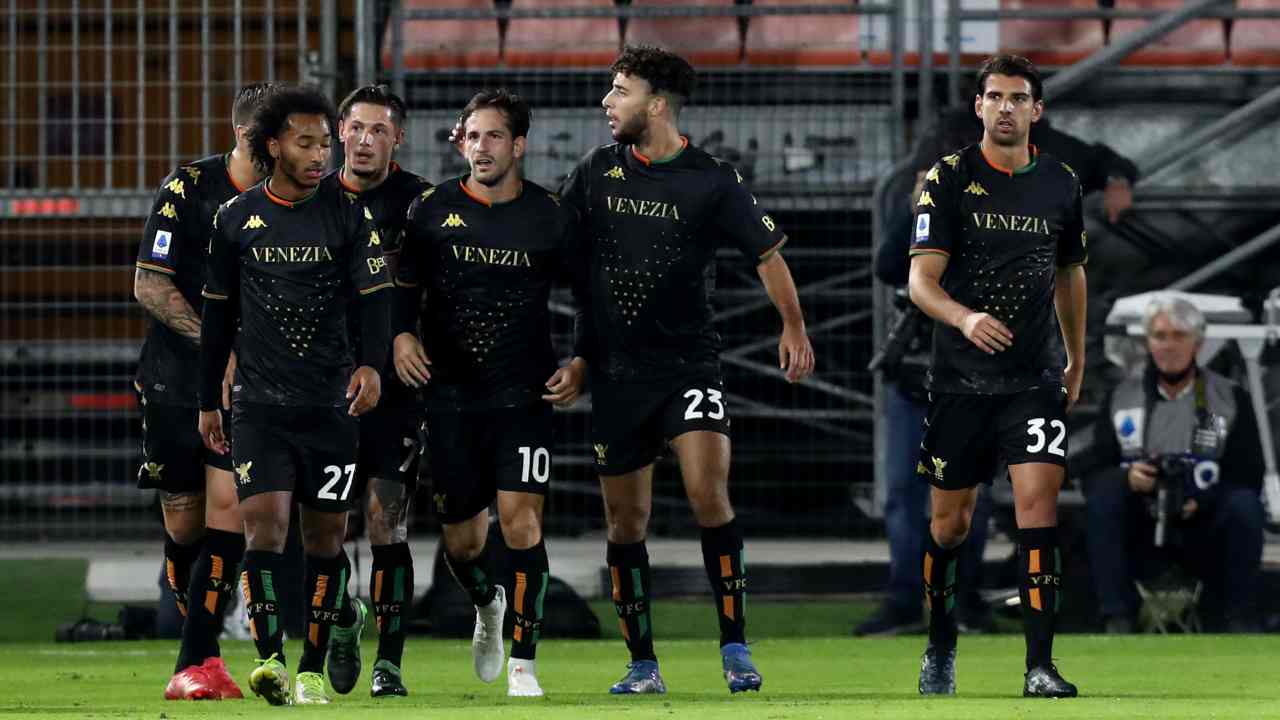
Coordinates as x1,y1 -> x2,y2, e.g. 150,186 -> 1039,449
0,0 -> 326,538
0,0 -> 903,539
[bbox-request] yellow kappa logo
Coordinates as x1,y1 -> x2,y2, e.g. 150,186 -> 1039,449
925,166 -> 940,183
364,206 -> 374,220
183,166 -> 201,183
242,215 -> 267,230
441,213 -> 466,228
603,166 -> 626,181
917,191 -> 935,208
593,443 -> 608,465
942,153 -> 960,169
368,229 -> 381,247
157,202 -> 178,219
236,461 -> 253,485
143,462 -> 164,481
931,457 -> 947,481
165,178 -> 186,198
965,182 -> 988,196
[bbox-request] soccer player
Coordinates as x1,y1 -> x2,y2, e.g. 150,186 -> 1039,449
329,84 -> 432,698
907,55 -> 1086,698
196,84 -> 392,706
393,89 -> 589,698
559,46 -> 815,695
133,81 -> 273,701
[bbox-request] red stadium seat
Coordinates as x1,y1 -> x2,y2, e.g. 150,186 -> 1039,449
505,0 -> 621,68
1110,0 -> 1228,66
1230,0 -> 1280,67
745,0 -> 860,67
382,0 -> 501,70
998,0 -> 1104,67
626,0 -> 742,67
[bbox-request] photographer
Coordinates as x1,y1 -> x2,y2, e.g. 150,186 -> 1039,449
1085,297 -> 1265,632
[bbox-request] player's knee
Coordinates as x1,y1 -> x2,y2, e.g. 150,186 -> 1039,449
604,502 -> 648,543
366,507 -> 408,546
931,513 -> 971,548
243,519 -> 288,552
165,523 -> 205,546
499,511 -> 542,550
685,484 -> 731,525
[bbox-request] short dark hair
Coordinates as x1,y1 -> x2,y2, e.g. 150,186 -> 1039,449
458,88 -> 531,140
976,54 -> 1043,102
610,45 -> 696,111
232,82 -> 275,127
246,84 -> 336,174
338,84 -> 408,128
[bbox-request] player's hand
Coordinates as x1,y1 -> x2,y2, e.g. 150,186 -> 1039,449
347,365 -> 382,417
959,312 -> 1013,354
198,409 -> 229,455
1104,177 -> 1133,224
393,332 -> 432,387
1127,461 -> 1157,494
1063,361 -> 1083,412
221,349 -> 237,411
779,323 -> 815,383
542,356 -> 587,407
1181,497 -> 1199,520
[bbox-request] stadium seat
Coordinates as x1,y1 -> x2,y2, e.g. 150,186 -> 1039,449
382,0 -> 501,70
1229,0 -> 1280,67
505,0 -> 621,68
998,0 -> 1104,67
744,0 -> 860,67
1110,0 -> 1228,66
625,0 -> 742,67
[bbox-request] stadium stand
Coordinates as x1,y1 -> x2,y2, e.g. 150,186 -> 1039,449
625,0 -> 744,66
383,0 -> 502,70
744,0 -> 862,67
505,0 -> 622,68
1230,0 -> 1280,67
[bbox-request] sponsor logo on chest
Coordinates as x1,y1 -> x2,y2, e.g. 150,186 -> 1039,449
605,195 -> 682,221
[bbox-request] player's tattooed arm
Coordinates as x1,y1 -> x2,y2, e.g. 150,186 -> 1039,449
134,267 -> 202,346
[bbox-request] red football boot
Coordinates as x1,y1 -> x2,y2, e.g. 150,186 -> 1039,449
201,656 -> 244,699
164,665 -> 220,700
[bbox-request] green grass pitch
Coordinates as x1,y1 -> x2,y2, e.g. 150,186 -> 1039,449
1,560 -> 1277,718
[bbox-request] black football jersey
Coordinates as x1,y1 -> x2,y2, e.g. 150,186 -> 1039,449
909,143 -> 1087,395
396,177 -> 584,410
135,153 -> 248,405
203,175 -> 393,407
334,163 -> 433,401
559,139 -> 787,382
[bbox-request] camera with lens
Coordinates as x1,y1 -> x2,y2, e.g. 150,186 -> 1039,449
1149,454 -> 1194,548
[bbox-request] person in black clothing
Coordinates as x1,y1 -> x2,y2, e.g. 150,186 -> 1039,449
393,89 -> 589,698
908,56 -> 1087,698
196,84 -> 392,707
330,84 -> 433,699
559,46 -> 814,696
133,81 -> 273,702
1085,297 -> 1265,633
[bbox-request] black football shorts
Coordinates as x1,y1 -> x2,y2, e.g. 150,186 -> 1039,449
590,372 -> 731,476
135,385 -> 232,492
425,402 -> 554,524
231,401 -> 360,511
357,389 -> 424,491
917,385 -> 1069,490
